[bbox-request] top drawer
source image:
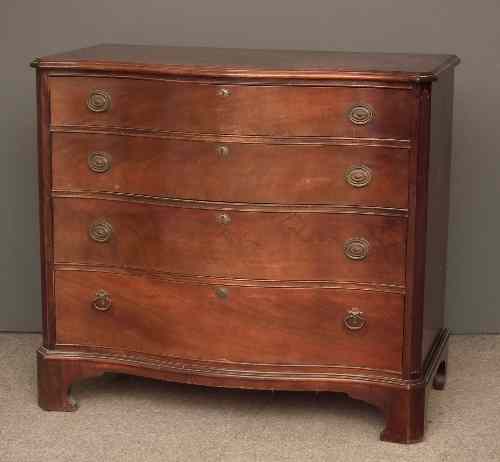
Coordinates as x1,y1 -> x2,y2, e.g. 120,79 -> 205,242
49,77 -> 416,139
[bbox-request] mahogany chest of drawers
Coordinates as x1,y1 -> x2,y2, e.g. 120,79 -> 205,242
32,45 -> 459,443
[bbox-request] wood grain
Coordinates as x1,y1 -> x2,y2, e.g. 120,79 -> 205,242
53,196 -> 407,284
35,70 -> 56,348
49,76 -> 416,139
421,69 -> 454,364
52,132 -> 409,208
54,269 -> 404,372
33,44 -> 459,443
37,329 -> 450,444
33,44 -> 459,83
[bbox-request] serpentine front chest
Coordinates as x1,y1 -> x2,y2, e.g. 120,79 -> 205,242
32,44 -> 459,443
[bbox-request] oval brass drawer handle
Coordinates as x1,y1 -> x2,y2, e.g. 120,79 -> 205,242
92,290 -> 112,312
87,89 -> 111,113
344,309 -> 366,330
344,237 -> 369,260
216,213 -> 231,225
348,104 -> 375,125
89,219 -> 113,243
216,145 -> 230,159
345,165 -> 372,188
88,152 -> 112,173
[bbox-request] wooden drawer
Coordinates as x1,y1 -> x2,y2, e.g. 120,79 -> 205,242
52,132 -> 409,208
53,197 -> 406,284
49,77 -> 416,139
55,270 -> 404,372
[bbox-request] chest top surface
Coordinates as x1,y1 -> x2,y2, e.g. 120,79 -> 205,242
32,44 -> 459,82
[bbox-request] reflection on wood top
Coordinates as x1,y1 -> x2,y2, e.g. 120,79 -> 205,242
32,44 -> 459,82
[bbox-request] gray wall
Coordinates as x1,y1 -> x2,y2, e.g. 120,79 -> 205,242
2,1 -> 499,333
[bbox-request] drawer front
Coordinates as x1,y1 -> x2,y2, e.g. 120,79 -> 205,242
53,197 -> 406,284
52,132 -> 409,208
55,270 -> 404,372
50,77 -> 416,139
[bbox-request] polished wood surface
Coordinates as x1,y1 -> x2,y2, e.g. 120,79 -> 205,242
50,76 -> 416,139
33,44 -> 459,82
55,270 -> 404,371
421,69 -> 455,363
52,132 -> 409,208
53,196 -> 407,283
37,330 -> 449,445
36,69 -> 55,347
33,45 -> 459,444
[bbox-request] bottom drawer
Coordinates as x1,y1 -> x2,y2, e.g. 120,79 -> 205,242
54,270 -> 404,373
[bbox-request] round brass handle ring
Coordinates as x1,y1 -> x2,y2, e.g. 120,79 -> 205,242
344,309 -> 366,330
92,290 -> 112,312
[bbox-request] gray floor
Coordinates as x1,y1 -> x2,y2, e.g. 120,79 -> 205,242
1,334 -> 499,462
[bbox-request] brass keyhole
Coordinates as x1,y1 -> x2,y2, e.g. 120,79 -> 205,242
216,213 -> 231,225
217,145 -> 230,159
215,287 -> 229,299
218,87 -> 231,97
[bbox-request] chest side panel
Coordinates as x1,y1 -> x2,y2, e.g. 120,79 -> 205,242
421,70 -> 454,362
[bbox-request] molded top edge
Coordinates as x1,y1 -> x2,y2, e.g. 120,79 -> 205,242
31,44 -> 460,82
